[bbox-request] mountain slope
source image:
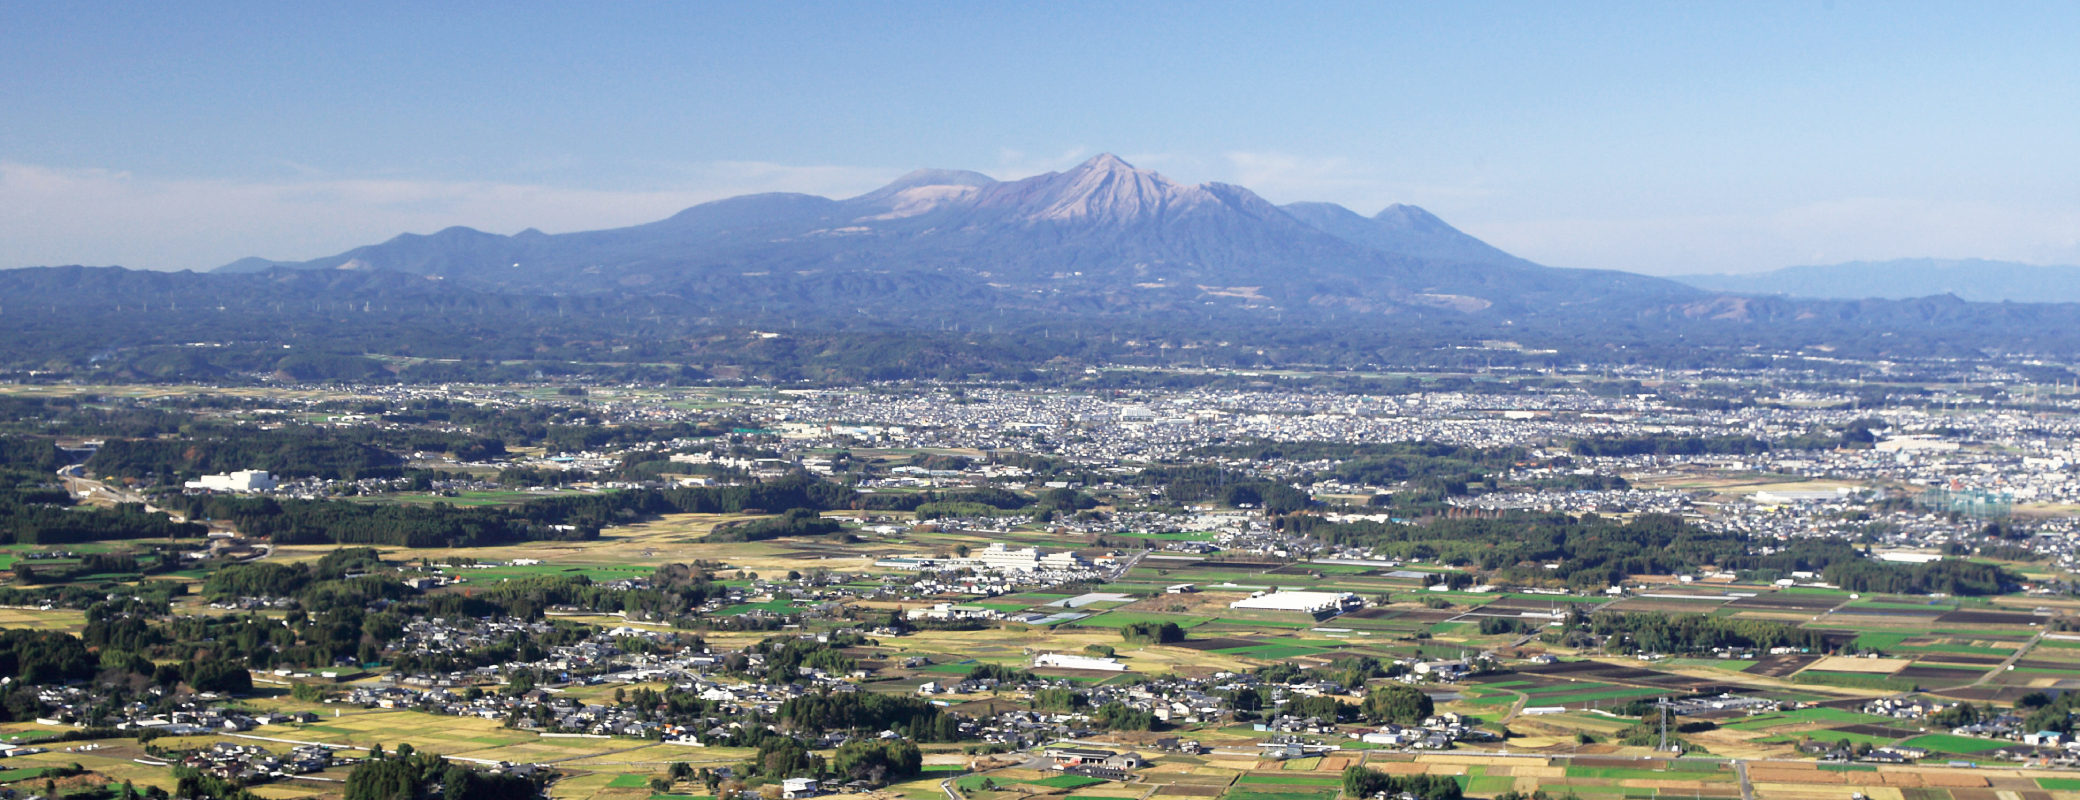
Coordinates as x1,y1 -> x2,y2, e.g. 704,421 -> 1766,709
1280,201 -> 1528,266
1673,258 -> 2080,303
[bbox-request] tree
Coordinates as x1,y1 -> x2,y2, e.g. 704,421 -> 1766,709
1094,702 -> 1156,731
348,749 -> 533,800
1361,685 -> 1434,725
1281,695 -> 1354,723
183,659 -> 253,693
830,739 -> 921,786
1342,765 -> 1462,800
1119,621 -> 1184,644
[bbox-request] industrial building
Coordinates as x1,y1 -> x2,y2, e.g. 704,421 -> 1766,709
1227,590 -> 1362,615
974,542 -> 1086,572
184,470 -> 278,492
1033,653 -> 1128,671
905,602 -> 998,621
873,542 -> 1085,573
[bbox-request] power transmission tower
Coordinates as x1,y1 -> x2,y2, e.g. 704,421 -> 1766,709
1658,696 -> 1671,753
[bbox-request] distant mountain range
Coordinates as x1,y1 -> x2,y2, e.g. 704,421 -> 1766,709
17,153 -> 2080,382
1673,258 -> 2080,303
214,153 -> 1692,317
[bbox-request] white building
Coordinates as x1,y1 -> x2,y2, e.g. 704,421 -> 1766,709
1228,590 -> 1362,615
878,542 -> 1087,574
906,603 -> 998,621
1875,436 -> 1960,453
184,470 -> 277,492
1414,659 -> 1467,676
781,778 -> 820,799
1751,488 -> 1852,504
1033,653 -> 1128,671
976,542 -> 1085,572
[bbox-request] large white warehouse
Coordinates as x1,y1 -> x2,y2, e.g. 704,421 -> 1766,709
1228,590 -> 1362,615
184,470 -> 278,492
1033,653 -> 1127,671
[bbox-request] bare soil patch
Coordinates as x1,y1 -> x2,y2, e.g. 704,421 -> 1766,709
1937,610 -> 2042,626
1170,637 -> 1262,651
1750,654 -> 1820,677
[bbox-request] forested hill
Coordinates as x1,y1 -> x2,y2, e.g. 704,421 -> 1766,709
11,261 -> 2080,385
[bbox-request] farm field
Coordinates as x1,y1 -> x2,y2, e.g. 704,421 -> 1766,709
9,404 -> 2080,800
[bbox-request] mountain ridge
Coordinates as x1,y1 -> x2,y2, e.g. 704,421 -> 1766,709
213,153 -> 1698,317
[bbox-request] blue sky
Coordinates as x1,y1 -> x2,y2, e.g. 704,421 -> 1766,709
4,1 -> 2078,274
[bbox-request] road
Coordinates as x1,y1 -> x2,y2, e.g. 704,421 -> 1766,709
1969,628 -> 2045,687
60,465 -> 152,507
58,466 -> 270,559
1114,548 -> 1151,578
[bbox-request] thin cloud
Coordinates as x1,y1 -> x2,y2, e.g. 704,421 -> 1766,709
990,147 -> 1090,180
0,160 -> 900,272
1471,198 -> 2080,275
1220,150 -> 1495,213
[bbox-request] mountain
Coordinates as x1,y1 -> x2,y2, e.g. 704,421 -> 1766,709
1279,202 -> 1529,266
218,154 -> 1698,317
23,154 -> 2080,379
1672,258 -> 2080,303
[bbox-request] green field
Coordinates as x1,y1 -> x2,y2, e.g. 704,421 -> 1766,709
1792,730 -> 1900,748
1236,776 -> 1340,786
1205,618 -> 1315,630
1223,791 -> 1336,800
1898,733 -> 2013,755
713,599 -> 798,615
1895,643 -> 2015,655
0,767 -> 54,783
1850,632 -> 1913,649
1718,707 -> 1893,731
1216,645 -> 1332,659
1538,687 -> 1669,705
1792,671 -> 1915,691
1073,612 -> 1215,628
1028,776 -> 1108,789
